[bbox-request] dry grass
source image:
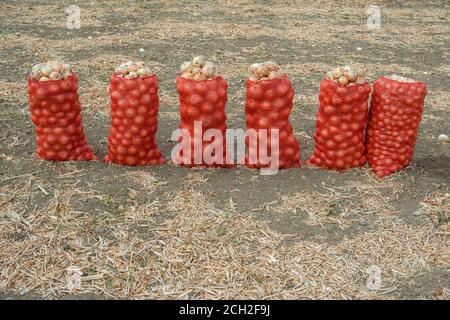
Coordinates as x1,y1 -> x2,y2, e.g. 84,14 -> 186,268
1,179 -> 448,299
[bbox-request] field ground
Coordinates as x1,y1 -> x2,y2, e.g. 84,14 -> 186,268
0,0 -> 449,299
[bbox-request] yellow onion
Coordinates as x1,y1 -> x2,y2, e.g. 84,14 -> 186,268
51,63 -> 62,74
128,71 -> 138,79
265,61 -> 279,72
182,72 -> 193,79
337,75 -> 349,85
192,55 -> 206,67
192,67 -> 201,75
49,71 -> 62,80
268,71 -> 281,79
137,68 -> 147,77
255,65 -> 268,78
346,71 -> 357,82
202,62 -> 215,77
193,73 -> 205,81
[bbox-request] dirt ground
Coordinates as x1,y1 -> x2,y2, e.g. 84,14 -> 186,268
0,0 -> 449,300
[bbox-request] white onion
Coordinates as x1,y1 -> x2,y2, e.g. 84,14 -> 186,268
438,134 -> 449,143
180,61 -> 192,73
31,60 -> 74,81
386,74 -> 416,83
115,61 -> 153,79
249,61 -> 283,81
192,55 -> 206,67
180,56 -> 216,81
49,71 -> 62,80
327,65 -> 365,86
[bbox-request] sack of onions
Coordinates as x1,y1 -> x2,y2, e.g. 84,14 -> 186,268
27,61 -> 97,161
307,65 -> 371,170
175,56 -> 229,167
245,62 -> 301,169
365,75 -> 427,177
105,61 -> 164,166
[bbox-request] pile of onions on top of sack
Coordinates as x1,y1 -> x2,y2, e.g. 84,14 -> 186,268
114,61 -> 153,79
179,56 -> 217,80
326,65 -> 366,86
29,60 -> 73,81
248,61 -> 285,81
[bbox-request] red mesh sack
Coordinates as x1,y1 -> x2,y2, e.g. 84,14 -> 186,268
366,76 -> 427,177
307,79 -> 371,170
245,76 -> 301,169
27,73 -> 97,161
105,74 -> 164,166
174,76 -> 229,167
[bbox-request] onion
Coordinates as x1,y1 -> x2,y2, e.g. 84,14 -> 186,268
249,61 -> 283,80
49,71 -> 62,80
386,74 -> 416,83
182,72 -> 194,79
180,61 -> 192,73
193,73 -> 205,81
31,61 -> 74,81
265,61 -> 279,72
51,63 -> 62,74
327,65 -> 366,86
41,65 -> 52,76
337,76 -> 349,86
268,71 -> 279,79
202,62 -> 215,77
192,55 -> 206,67
115,61 -> 153,79
181,57 -> 216,81
128,64 -> 138,72
249,63 -> 260,74
137,68 -> 147,77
